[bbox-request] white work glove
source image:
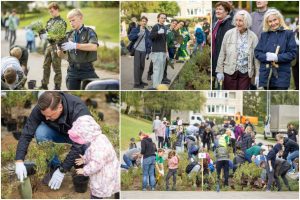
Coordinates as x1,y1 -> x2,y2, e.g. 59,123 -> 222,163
61,41 -> 77,51
269,166 -> 273,172
40,33 -> 47,40
166,52 -> 169,60
266,52 -> 278,62
175,44 -> 180,48
158,28 -> 165,34
216,73 -> 224,82
255,76 -> 259,86
15,162 -> 27,182
159,170 -> 164,176
48,169 -> 65,190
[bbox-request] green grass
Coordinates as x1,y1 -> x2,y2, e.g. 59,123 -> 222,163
121,114 -> 152,150
19,7 -> 119,43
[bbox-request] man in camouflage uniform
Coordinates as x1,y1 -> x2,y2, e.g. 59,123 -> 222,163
57,9 -> 99,90
40,2 -> 67,90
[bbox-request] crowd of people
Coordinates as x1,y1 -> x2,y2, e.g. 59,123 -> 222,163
212,1 -> 299,90
122,115 -> 299,192
1,2 -> 100,90
124,13 -> 210,89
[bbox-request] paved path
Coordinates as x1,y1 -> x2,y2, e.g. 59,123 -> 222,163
121,55 -> 185,90
1,29 -> 119,90
121,191 -> 299,199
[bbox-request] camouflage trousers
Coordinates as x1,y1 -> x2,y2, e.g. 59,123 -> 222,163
42,44 -> 62,86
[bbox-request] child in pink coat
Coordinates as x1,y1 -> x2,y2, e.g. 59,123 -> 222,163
68,115 -> 120,199
165,150 -> 179,191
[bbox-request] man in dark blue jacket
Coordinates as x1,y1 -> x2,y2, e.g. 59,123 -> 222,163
15,91 -> 90,190
128,16 -> 151,89
266,134 -> 284,191
283,137 -> 299,173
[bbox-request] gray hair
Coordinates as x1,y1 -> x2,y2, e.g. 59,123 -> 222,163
232,10 -> 252,29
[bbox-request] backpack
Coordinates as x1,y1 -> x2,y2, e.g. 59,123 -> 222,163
185,161 -> 198,174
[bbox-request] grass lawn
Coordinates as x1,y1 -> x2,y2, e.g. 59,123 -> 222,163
121,114 -> 152,150
18,7 -> 119,43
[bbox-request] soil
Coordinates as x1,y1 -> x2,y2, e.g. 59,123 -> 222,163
1,93 -> 119,199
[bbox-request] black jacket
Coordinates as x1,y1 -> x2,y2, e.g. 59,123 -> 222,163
287,128 -> 298,143
149,23 -> 167,52
212,15 -> 234,75
267,143 -> 282,168
241,133 -> 252,152
283,138 -> 299,159
275,159 -> 291,177
202,131 -> 214,143
15,92 -> 90,171
141,136 -> 156,159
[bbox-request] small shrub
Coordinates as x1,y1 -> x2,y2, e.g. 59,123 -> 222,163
94,46 -> 119,72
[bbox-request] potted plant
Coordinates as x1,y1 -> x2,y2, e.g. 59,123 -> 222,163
47,21 -> 67,47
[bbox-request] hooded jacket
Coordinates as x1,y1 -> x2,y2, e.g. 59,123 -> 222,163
69,115 -> 120,197
267,143 -> 282,168
283,138 -> 299,159
241,133 -> 252,152
16,92 -> 90,171
141,136 -> 156,159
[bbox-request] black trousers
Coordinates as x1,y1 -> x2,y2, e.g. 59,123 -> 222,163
166,168 -> 177,189
158,136 -> 164,148
134,50 -> 146,85
216,160 -> 229,186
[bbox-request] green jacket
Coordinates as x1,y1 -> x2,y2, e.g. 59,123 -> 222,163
246,145 -> 261,156
167,29 -> 176,48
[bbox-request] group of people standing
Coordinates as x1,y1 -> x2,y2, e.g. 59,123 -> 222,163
127,13 -> 209,89
212,1 -> 298,90
1,2 -> 100,90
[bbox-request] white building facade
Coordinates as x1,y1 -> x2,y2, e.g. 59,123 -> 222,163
202,91 -> 243,116
175,0 -> 212,18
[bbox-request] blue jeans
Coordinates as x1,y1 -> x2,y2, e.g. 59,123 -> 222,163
287,150 -> 299,172
35,122 -> 85,168
121,154 -> 134,169
142,156 -> 156,190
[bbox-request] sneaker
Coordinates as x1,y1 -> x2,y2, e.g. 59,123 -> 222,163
54,84 -> 61,90
151,187 -> 155,191
142,188 -> 147,191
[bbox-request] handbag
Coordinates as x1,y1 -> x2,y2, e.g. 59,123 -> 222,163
127,32 -> 145,56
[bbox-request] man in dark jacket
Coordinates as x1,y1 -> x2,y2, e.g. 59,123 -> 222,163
139,131 -> 156,191
274,159 -> 292,191
287,123 -> 298,142
128,16 -> 151,88
283,137 -> 299,173
266,134 -> 284,191
15,92 -> 90,190
149,13 -> 168,89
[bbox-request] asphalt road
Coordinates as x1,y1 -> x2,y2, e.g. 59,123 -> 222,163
121,191 -> 299,199
1,29 -> 119,90
121,55 -> 185,90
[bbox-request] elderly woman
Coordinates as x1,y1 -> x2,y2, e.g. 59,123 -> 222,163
216,10 -> 259,90
254,9 -> 297,90
212,1 -> 234,89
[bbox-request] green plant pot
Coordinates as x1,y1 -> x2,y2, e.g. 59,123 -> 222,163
19,177 -> 32,199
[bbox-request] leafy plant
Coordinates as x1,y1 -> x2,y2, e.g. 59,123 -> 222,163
47,21 -> 66,42
30,20 -> 44,34
233,162 -> 262,189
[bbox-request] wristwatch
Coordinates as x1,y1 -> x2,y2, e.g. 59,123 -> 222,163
59,166 -> 66,173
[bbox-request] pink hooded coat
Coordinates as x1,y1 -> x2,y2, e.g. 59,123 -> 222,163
68,115 -> 120,197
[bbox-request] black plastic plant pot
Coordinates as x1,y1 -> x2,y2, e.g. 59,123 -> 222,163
24,162 -> 36,176
72,175 -> 89,193
1,117 -> 7,126
57,37 -> 68,48
12,131 -> 21,140
7,119 -> 17,131
27,80 -> 36,89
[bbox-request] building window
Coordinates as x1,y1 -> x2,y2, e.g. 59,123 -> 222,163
228,106 -> 235,114
191,9 -> 193,15
187,9 -> 190,15
216,105 -> 219,113
194,9 -> 198,15
229,92 -> 236,99
207,105 -> 210,113
212,105 -> 215,113
224,92 -> 228,98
